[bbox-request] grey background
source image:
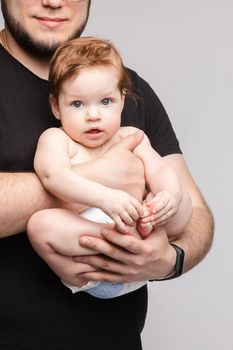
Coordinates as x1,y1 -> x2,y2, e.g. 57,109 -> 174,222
1,1 -> 232,349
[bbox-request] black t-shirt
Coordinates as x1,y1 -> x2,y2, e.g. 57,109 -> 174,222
0,44 -> 181,350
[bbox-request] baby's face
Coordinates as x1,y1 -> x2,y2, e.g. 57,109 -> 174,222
53,66 -> 124,148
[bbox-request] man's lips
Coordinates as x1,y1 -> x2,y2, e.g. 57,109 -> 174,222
35,16 -> 66,28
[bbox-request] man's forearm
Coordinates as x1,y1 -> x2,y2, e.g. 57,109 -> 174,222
0,172 -> 55,237
171,204 -> 214,272
162,154 -> 214,273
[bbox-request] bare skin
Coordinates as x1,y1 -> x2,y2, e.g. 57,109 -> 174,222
28,149 -> 214,287
0,0 -> 214,287
27,133 -> 147,286
73,155 -> 214,284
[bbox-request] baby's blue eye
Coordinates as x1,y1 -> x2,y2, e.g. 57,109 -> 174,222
72,101 -> 82,108
101,98 -> 112,106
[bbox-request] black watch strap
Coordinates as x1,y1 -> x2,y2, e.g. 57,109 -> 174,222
149,243 -> 185,281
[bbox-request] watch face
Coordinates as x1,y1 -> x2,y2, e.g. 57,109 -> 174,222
149,243 -> 185,281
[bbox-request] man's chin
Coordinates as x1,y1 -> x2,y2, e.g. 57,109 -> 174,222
20,31 -> 83,58
20,40 -> 59,59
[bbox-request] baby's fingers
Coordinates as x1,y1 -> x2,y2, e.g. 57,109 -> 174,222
113,215 -> 128,233
150,204 -> 170,220
126,204 -> 140,222
131,198 -> 144,217
140,215 -> 152,224
151,208 -> 174,226
149,199 -> 166,214
121,210 -> 135,226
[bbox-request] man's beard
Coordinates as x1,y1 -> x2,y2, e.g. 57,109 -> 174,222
1,0 -> 90,59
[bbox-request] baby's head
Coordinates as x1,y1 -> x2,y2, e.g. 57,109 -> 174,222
49,37 -> 136,147
49,36 -> 134,105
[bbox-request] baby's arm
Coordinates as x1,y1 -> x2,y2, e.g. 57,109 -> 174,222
131,129 -> 192,238
34,128 -> 142,233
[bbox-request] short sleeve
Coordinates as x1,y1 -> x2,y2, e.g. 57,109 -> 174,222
126,69 -> 182,157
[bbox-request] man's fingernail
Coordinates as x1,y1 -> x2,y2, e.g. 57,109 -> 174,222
80,237 -> 90,245
102,229 -> 108,236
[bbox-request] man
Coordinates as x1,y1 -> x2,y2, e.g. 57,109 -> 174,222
0,1 -> 214,349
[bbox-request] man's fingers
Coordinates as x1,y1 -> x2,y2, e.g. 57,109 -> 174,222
80,229 -> 144,256
44,252 -> 97,286
74,255 -> 126,274
81,271 -> 125,283
80,230 -> 144,264
102,228 -> 146,254
79,235 -> 135,264
118,130 -> 144,151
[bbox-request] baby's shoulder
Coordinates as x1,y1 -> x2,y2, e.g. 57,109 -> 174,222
39,127 -> 67,140
37,127 -> 71,148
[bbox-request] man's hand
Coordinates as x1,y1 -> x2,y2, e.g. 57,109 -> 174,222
75,130 -> 145,199
74,226 -> 176,283
27,209 -> 115,287
73,153 -> 214,281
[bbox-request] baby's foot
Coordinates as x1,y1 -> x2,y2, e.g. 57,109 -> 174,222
137,203 -> 153,238
137,220 -> 153,238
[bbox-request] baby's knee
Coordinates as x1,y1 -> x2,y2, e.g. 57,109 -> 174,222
27,210 -> 52,237
27,210 -> 57,257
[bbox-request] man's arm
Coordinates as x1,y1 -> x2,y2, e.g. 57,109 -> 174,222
164,154 -> 214,272
0,172 -> 55,237
74,154 -> 214,281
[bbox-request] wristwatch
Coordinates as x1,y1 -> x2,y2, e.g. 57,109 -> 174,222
149,243 -> 185,281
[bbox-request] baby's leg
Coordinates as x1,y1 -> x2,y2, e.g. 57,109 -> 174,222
27,208 -> 114,259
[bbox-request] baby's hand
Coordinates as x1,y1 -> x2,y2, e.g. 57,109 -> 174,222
101,189 -> 143,233
145,190 -> 180,227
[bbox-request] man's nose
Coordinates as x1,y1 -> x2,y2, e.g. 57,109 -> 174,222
41,0 -> 63,8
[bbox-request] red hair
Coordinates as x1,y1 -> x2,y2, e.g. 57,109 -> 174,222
49,36 -> 135,103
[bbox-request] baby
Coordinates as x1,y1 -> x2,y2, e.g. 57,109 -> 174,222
28,37 -> 192,298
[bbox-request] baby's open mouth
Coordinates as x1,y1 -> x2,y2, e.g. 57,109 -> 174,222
86,129 -> 102,134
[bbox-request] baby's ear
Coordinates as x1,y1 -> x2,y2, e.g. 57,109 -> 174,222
49,94 -> 61,120
122,88 -> 126,98
121,90 -> 126,108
